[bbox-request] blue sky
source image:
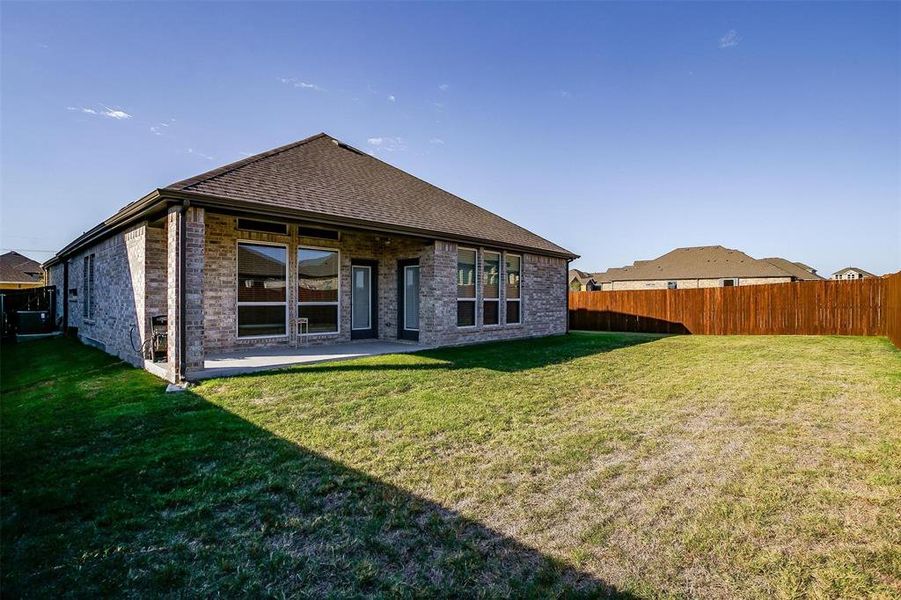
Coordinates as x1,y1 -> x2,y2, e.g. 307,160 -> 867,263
2,2 -> 898,276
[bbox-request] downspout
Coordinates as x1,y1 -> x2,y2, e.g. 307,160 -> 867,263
178,200 -> 190,382
62,260 -> 69,333
565,259 -> 572,334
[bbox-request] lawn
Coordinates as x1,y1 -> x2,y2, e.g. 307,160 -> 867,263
2,333 -> 899,598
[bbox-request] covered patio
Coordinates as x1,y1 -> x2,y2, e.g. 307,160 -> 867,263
165,339 -> 434,381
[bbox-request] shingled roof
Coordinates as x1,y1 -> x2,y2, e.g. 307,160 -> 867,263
761,257 -> 824,281
164,133 -> 574,258
0,251 -> 44,284
596,246 -> 793,281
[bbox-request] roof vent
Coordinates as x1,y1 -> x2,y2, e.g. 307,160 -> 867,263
333,139 -> 366,156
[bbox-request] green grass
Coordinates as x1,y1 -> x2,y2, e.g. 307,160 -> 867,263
2,332 -> 899,598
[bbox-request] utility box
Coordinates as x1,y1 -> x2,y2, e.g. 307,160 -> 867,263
17,310 -> 51,334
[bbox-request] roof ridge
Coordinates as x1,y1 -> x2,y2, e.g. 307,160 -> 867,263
344,140 -> 565,248
167,132 -> 330,191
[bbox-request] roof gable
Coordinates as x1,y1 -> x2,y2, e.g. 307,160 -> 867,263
832,266 -> 878,278
0,251 -> 44,283
165,133 -> 574,257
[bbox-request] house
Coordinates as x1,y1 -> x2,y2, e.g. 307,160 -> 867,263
831,267 -> 878,280
44,133 -> 577,383
0,251 -> 45,290
589,246 -> 811,290
759,257 -> 824,281
569,269 -> 599,291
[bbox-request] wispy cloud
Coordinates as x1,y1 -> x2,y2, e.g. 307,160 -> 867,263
149,120 -> 173,136
66,105 -> 132,120
438,83 -> 449,92
278,77 -> 325,91
429,137 -> 445,145
558,90 -> 572,99
187,148 -> 214,161
387,95 -> 396,102
367,137 -> 406,152
719,30 -> 741,48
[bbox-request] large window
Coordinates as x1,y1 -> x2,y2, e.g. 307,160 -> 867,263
483,251 -> 500,326
505,254 -> 521,324
237,242 -> 287,338
82,254 -> 95,320
298,247 -> 339,334
457,248 -> 477,327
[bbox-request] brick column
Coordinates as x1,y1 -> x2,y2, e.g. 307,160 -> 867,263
184,207 -> 205,371
166,205 -> 205,382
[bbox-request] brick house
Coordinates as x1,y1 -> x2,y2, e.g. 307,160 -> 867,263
589,246 -> 805,291
0,251 -> 45,290
44,133 -> 576,383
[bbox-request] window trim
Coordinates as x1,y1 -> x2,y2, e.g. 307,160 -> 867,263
456,246 -> 478,329
504,252 -> 522,325
350,264 -> 372,331
236,218 -> 289,236
297,244 -> 341,337
236,239 -> 289,340
298,225 -> 341,241
482,250 -> 501,327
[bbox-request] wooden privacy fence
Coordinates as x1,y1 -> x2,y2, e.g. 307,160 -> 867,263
569,274 -> 901,346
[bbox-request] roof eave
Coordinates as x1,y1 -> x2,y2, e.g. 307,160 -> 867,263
43,189 -> 168,268
162,188 -> 579,260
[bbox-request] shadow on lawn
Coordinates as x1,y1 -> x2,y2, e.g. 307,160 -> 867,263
254,331 -> 666,378
1,343 -> 637,597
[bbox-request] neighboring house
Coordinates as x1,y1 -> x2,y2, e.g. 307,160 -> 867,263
0,251 -> 45,290
760,257 -> 825,281
831,267 -> 878,280
44,133 -> 577,383
569,269 -> 598,291
590,246 -> 809,291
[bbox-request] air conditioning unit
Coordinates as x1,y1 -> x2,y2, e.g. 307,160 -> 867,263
17,310 -> 51,334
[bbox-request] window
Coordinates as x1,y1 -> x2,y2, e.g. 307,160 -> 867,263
457,248 -> 477,327
237,242 -> 287,338
351,266 -> 371,330
298,247 -> 339,334
667,281 -> 677,290
82,254 -> 95,320
483,251 -> 500,325
505,254 -> 521,324
722,278 -> 736,287
298,226 -> 340,241
237,218 -> 288,235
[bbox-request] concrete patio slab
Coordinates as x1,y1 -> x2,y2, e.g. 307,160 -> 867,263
187,340 -> 433,381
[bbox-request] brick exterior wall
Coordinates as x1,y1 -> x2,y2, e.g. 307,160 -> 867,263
46,222 -> 163,367
47,209 -> 569,380
199,212 -> 567,354
202,211 -> 434,352
421,242 -> 567,345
